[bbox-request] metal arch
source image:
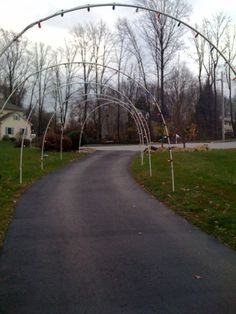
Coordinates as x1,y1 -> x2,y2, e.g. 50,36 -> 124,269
2,3 -> 236,190
72,94 -> 151,151
77,99 -> 152,177
20,97 -> 148,183
21,96 -> 148,184
65,97 -> 146,153
35,78 -> 151,159
78,101 -> 145,156
1,60 -> 161,144
20,75 -> 153,176
0,2 -> 235,77
40,111 -> 56,171
4,61 -> 173,189
19,78 -> 151,183
62,93 -> 153,177
39,100 -> 149,176
19,103 -> 36,185
40,101 -> 146,170
39,101 -> 152,187
13,62 -> 170,187
44,78 -> 152,145
138,111 -> 152,176
20,89 -> 150,184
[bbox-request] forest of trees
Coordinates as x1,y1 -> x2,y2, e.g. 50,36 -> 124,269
0,0 -> 236,144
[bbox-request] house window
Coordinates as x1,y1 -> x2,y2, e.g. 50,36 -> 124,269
13,114 -> 20,120
5,127 -> 14,135
20,128 -> 27,136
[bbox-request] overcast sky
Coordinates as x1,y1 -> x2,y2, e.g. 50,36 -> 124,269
0,0 -> 236,47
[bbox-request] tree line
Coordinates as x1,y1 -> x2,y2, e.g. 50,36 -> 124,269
0,0 -> 236,144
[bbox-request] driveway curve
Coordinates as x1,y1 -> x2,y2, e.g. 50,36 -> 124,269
0,151 -> 236,314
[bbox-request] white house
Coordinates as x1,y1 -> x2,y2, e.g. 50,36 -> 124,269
0,98 -> 32,141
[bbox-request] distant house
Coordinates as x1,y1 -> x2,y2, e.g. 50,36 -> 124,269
224,117 -> 233,135
0,97 -> 32,141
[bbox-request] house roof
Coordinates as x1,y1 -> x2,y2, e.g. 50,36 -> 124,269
0,100 -> 24,112
0,111 -> 32,125
0,112 -> 12,122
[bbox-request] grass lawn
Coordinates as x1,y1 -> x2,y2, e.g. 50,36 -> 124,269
0,141 -> 86,249
131,149 -> 236,250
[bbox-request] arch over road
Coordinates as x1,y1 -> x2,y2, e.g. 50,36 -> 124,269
19,84 -> 153,184
76,100 -> 152,177
40,100 -> 150,173
11,65 -> 173,188
0,2 -> 235,78
1,1 -> 236,192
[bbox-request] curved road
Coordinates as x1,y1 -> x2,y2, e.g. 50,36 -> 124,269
0,151 -> 236,314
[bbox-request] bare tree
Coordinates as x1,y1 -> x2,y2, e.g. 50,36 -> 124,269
0,28 -> 29,106
113,18 -> 132,142
72,21 -> 114,142
117,17 -> 152,131
224,22 -> 236,136
166,61 -> 198,146
137,0 -> 191,116
203,13 -> 230,137
72,24 -> 94,125
89,21 -> 113,141
52,43 -> 78,131
192,13 -> 231,138
192,24 -> 206,94
29,42 -> 53,136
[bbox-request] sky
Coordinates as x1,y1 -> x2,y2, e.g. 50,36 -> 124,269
0,0 -> 236,47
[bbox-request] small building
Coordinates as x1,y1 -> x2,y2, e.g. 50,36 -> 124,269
224,117 -> 233,135
0,98 -> 32,141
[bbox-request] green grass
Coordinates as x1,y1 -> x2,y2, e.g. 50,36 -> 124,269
0,141 -> 86,248
131,149 -> 236,250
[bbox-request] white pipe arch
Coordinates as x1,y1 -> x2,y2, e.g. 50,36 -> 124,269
24,78 -> 152,147
40,110 -> 56,170
41,101 -> 145,171
20,94 -> 150,184
1,61 -> 165,152
1,2 -> 236,191
41,78 -> 153,145
44,77 -> 151,161
77,101 -> 153,177
0,2 -> 235,77
20,88 -> 151,184
66,93 -> 151,151
38,98 -> 152,176
8,61 -> 173,189
78,101 -> 143,151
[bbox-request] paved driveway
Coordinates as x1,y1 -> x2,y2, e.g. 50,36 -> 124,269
0,151 -> 236,313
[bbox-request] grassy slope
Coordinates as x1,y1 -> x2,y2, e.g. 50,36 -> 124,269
0,141 -> 85,248
131,149 -> 236,250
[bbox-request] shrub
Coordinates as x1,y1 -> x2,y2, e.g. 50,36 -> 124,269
44,131 -> 58,151
67,130 -> 82,150
55,135 -> 73,152
41,131 -> 73,151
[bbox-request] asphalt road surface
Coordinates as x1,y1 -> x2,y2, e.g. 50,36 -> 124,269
0,151 -> 236,314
